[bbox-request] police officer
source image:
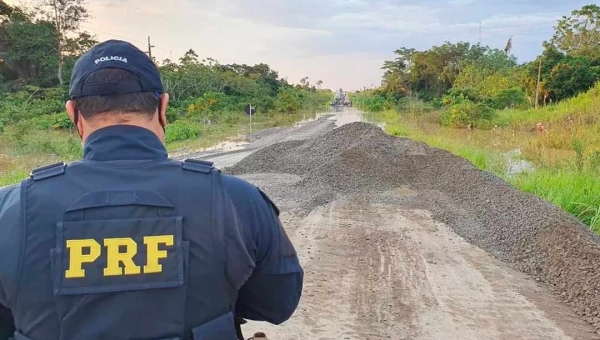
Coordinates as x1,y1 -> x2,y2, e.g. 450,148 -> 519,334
0,40 -> 303,340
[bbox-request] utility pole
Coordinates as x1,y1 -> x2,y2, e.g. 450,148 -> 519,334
146,36 -> 155,59
535,58 -> 542,110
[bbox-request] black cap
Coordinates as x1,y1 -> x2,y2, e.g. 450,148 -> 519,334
69,39 -> 164,99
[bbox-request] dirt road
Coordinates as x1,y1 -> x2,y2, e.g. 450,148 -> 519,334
179,111 -> 339,168
178,109 -> 598,339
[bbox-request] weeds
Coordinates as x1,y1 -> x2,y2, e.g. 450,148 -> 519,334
375,84 -> 600,235
0,109 -> 322,187
509,168 -> 600,233
387,125 -> 410,137
574,203 -> 600,233
572,139 -> 586,172
0,170 -> 28,187
494,83 -> 600,128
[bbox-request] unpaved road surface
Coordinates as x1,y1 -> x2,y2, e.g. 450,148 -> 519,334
177,109 -> 599,339
243,192 -> 595,339
178,111 -> 339,168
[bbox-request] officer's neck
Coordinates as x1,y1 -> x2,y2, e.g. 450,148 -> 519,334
81,114 -> 165,145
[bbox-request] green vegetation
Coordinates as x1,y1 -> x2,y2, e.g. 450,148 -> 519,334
495,83 -> 600,127
356,4 -> 600,233
372,82 -> 600,233
0,0 -> 332,186
357,4 -> 600,128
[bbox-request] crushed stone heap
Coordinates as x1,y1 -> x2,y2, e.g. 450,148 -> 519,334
227,122 -> 600,331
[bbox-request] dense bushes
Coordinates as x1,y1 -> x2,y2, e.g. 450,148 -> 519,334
362,4 -> 600,130
1,5 -> 332,146
0,86 -> 67,126
275,87 -> 302,113
492,88 -> 528,110
354,94 -> 388,112
441,100 -> 489,128
354,93 -> 431,113
0,56 -> 332,151
165,120 -> 201,143
0,121 -> 81,158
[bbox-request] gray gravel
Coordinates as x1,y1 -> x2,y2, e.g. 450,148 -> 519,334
226,122 -> 600,332
246,114 -> 335,149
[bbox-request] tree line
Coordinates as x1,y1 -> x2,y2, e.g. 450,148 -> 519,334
359,4 -> 600,128
0,0 -> 331,138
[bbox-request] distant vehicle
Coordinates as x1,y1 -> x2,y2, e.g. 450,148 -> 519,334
331,89 -> 352,108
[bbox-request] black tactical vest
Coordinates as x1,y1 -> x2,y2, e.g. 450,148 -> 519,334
10,158 -> 251,340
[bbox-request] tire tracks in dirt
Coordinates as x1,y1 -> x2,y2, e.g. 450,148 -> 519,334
190,109 -> 598,339
243,190 -> 597,339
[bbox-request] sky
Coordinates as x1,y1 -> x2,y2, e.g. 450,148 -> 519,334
5,0 -> 593,91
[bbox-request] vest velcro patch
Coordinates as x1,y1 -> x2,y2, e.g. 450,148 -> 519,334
30,162 -> 66,181
52,216 -> 184,295
182,159 -> 214,174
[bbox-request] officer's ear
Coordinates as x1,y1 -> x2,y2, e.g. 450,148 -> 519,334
66,100 -> 83,138
66,100 -> 76,123
159,93 -> 169,128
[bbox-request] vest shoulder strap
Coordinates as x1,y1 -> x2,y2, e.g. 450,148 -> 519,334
182,159 -> 215,174
258,187 -> 280,216
30,162 -> 66,181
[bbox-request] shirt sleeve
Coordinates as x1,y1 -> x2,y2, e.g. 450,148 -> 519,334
0,184 -> 21,338
220,175 -> 304,325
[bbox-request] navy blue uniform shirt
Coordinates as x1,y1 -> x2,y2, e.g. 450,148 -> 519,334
0,125 -> 303,337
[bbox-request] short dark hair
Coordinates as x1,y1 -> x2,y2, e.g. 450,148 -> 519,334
74,68 -> 160,120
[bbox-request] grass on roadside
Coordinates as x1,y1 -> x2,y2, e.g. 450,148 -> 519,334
166,110 -> 317,153
382,116 -> 510,177
510,168 -> 600,233
0,110 -> 323,187
495,82 -> 600,128
377,110 -> 600,234
0,170 -> 28,187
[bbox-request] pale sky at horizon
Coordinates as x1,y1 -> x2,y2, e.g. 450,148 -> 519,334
4,0 -> 593,91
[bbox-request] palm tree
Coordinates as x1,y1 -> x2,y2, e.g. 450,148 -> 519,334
504,36 -> 513,56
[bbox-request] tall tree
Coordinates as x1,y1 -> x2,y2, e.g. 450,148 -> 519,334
552,4 -> 600,60
0,1 -> 59,84
382,47 -> 415,77
523,43 -> 565,103
408,42 -> 479,99
504,36 -> 513,55
180,49 -> 199,65
40,0 -> 90,85
0,0 -> 13,17
546,56 -> 599,100
381,47 -> 415,97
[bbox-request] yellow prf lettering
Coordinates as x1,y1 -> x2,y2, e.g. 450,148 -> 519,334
144,235 -> 174,274
103,238 -> 141,276
65,239 -> 101,279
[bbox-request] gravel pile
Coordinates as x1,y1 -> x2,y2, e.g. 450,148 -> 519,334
228,123 -> 426,192
226,122 -> 600,331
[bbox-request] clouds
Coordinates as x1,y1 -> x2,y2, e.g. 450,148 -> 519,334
449,0 -> 476,5
6,0 -> 592,91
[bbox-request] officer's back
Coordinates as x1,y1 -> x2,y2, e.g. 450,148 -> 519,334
0,40 -> 303,340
